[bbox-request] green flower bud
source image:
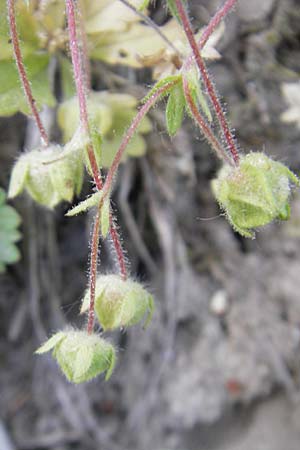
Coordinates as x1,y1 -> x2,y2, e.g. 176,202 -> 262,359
212,152 -> 299,238
8,144 -> 83,208
81,274 -> 154,331
35,329 -> 116,383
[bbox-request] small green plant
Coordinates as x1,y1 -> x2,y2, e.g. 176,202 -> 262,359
0,188 -> 21,272
3,0 -> 298,383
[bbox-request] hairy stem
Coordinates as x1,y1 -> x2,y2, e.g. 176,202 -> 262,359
197,0 -> 238,50
182,76 -> 233,166
102,79 -> 180,198
7,0 -> 49,146
175,0 -> 239,165
65,0 -> 102,188
87,208 -> 101,334
65,0 -> 127,333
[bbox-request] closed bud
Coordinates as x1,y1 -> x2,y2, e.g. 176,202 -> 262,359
212,152 -> 299,238
35,329 -> 116,383
81,274 -> 154,331
8,144 -> 83,208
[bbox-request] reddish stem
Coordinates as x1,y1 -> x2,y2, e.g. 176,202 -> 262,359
87,208 -> 101,335
102,80 -> 179,198
66,0 -> 128,333
175,0 -> 239,165
182,76 -> 233,166
7,0 -> 49,146
109,213 -> 127,280
197,0 -> 238,50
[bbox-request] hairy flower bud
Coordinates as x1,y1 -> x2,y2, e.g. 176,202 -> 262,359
35,329 -> 116,383
81,274 -> 154,331
8,144 -> 83,208
212,152 -> 299,238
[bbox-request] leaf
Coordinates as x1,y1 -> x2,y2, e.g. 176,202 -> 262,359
185,67 -> 212,122
0,205 -> 21,230
66,191 -> 103,217
101,198 -> 110,238
35,332 -> 66,354
0,54 -> 55,117
166,83 -> 185,136
0,0 -> 39,61
142,75 -> 182,103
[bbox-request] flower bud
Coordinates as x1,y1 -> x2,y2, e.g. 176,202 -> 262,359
35,329 -> 116,383
212,152 -> 299,238
8,144 -> 83,208
81,274 -> 154,331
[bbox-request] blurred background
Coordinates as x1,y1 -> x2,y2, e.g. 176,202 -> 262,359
1,0 -> 300,449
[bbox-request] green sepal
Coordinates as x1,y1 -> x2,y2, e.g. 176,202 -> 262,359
185,67 -> 212,122
166,83 -> 185,136
212,152 -> 299,238
65,191 -> 103,217
81,275 -> 155,331
35,331 -> 66,354
142,75 -> 182,104
8,155 -> 29,199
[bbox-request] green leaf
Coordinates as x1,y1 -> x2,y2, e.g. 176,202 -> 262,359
0,205 -> 21,230
0,54 -> 55,117
66,191 -> 103,217
35,332 -> 66,354
185,67 -> 212,122
166,83 -> 185,136
142,75 -> 182,103
101,198 -> 110,238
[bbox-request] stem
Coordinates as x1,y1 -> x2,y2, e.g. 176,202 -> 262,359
7,0 -> 49,146
182,76 -> 233,166
197,0 -> 238,50
65,0 -> 102,188
102,79 -> 180,197
66,0 -> 128,333
175,0 -> 239,165
109,213 -> 127,280
87,208 -> 101,334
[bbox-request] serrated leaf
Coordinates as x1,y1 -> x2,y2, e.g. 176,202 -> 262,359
166,83 -> 185,136
35,332 -> 66,354
66,191 -> 103,217
101,198 -> 110,238
0,205 -> 21,229
0,240 -> 20,264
